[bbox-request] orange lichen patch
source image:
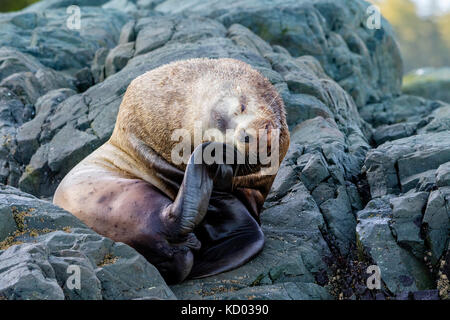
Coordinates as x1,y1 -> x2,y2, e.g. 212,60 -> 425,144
29,230 -> 39,237
0,230 -> 26,250
98,253 -> 119,267
11,206 -> 33,231
437,259 -> 449,300
62,226 -> 72,233
0,226 -> 54,250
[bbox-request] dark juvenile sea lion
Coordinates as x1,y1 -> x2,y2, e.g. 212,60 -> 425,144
53,58 -> 290,283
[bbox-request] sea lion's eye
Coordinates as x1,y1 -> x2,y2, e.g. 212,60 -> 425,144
241,104 -> 246,113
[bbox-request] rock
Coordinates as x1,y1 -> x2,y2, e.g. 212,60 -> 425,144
23,0 -> 110,11
170,17 -> 227,44
156,0 -> 403,108
411,289 -> 440,301
436,162 -> 450,187
356,196 -> 434,294
134,16 -> 175,56
91,48 -> 110,84
0,7 -> 129,73
19,125 -> 101,197
266,162 -> 299,202
227,23 -> 273,57
389,192 -> 428,259
0,184 -> 175,300
363,131 -> 450,198
395,291 -> 411,300
403,67 -> 450,104
373,122 -> 416,146
419,104 -> 450,134
74,68 -> 94,93
0,244 -> 66,300
416,170 -> 437,192
105,42 -> 135,78
200,282 -> 332,300
137,0 -> 166,10
118,20 -> 136,44
35,68 -> 75,93
299,153 -> 330,191
360,95 -> 443,127
103,0 -> 138,12
320,185 -> 356,254
16,89 -> 77,164
360,95 -> 450,140
0,88 -> 31,187
0,47 -> 44,81
0,72 -> 43,105
423,187 -> 450,264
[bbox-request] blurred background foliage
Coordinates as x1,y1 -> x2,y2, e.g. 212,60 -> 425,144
371,0 -> 450,73
0,0 -> 40,12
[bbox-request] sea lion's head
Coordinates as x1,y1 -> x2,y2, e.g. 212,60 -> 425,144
112,58 -> 289,189
192,60 -> 287,176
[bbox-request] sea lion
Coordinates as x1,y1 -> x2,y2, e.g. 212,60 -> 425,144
53,58 -> 290,283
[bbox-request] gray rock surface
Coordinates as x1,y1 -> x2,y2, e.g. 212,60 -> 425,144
423,187 -> 450,264
360,95 -> 447,127
356,196 -> 434,294
390,192 -> 428,259
363,131 -> 450,198
0,185 -> 175,300
155,0 -> 403,108
0,8 -> 129,73
105,42 -> 135,78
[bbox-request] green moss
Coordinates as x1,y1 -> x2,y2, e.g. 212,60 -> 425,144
356,233 -> 366,262
281,27 -> 289,36
22,165 -> 41,192
253,22 -> 275,43
0,0 -> 40,12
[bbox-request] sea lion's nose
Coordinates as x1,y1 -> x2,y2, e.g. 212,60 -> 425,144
238,129 -> 251,144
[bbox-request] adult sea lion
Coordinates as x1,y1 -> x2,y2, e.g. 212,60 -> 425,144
53,58 -> 290,283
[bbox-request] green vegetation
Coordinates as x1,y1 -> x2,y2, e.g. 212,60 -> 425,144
0,0 -> 40,12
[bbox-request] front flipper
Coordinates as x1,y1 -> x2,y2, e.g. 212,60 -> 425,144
158,142 -> 234,282
189,192 -> 264,279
